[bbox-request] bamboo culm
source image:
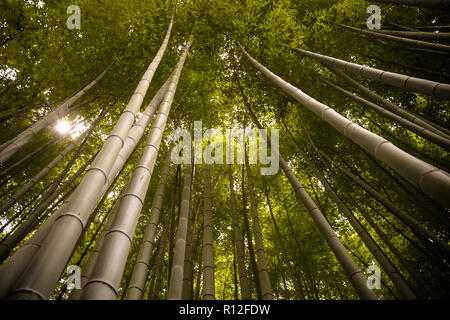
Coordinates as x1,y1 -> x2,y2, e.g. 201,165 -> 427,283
320,78 -> 450,151
124,143 -> 175,300
201,163 -> 215,300
241,45 -> 450,209
244,151 -> 273,300
167,162 -> 194,300
228,164 -> 251,300
243,94 -> 378,300
81,40 -> 192,300
3,18 -> 174,300
324,64 -> 450,140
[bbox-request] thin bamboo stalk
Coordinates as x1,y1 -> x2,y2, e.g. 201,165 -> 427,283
167,161 -> 194,300
244,151 -> 273,300
325,20 -> 450,53
376,30 -> 450,41
324,64 -> 450,140
0,106 -> 108,262
201,164 -> 215,300
228,164 -> 251,300
243,94 -> 378,300
124,143 -> 175,300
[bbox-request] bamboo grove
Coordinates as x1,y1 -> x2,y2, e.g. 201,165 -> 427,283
0,0 -> 449,300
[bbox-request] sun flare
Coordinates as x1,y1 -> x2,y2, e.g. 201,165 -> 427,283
55,120 -> 71,134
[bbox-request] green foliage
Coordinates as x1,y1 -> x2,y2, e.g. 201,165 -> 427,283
1,0 -> 449,300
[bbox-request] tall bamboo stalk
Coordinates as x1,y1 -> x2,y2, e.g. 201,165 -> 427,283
375,29 -> 450,41
81,41 -> 191,300
182,173 -> 198,300
324,64 -> 450,139
0,64 -> 110,165
244,150 -> 273,300
201,163 -> 215,300
0,136 -> 62,181
241,162 -> 262,300
306,140 -> 450,256
124,143 -> 175,300
4,20 -> 175,300
228,164 -> 251,300
284,124 -> 416,299
320,78 -> 450,151
241,45 -> 450,209
262,179 -> 305,300
167,161 -> 194,300
149,211 -> 171,299
290,45 -> 450,99
325,20 -> 450,53
243,94 -> 378,300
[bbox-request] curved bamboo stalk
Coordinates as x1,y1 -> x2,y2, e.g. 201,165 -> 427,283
0,63 -> 110,165
376,29 -> 450,41
370,0 -> 450,9
244,151 -> 273,300
324,64 -> 450,140
81,42 -> 191,300
308,141 -> 450,256
385,22 -> 420,32
228,164 -> 251,300
325,20 -> 450,53
284,125 -> 417,299
124,144 -> 174,300
290,45 -> 450,100
243,93 -> 378,300
263,179 -> 305,300
241,45 -> 450,209
4,20 -> 175,300
359,52 -> 450,82
167,162 -> 194,300
320,78 -> 450,151
201,164 -> 215,300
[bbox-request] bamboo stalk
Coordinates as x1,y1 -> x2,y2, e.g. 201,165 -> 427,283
4,20 -> 175,300
242,45 -> 450,209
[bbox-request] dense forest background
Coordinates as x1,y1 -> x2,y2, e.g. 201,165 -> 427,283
0,0 -> 449,300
